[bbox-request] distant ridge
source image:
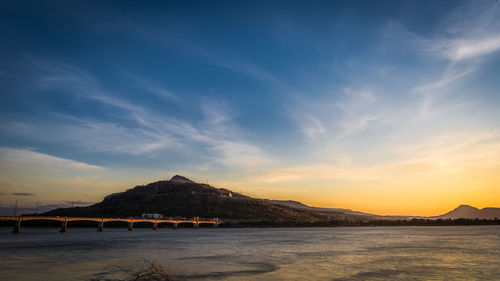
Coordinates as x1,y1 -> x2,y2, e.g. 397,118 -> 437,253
271,200 -> 376,217
433,205 -> 500,220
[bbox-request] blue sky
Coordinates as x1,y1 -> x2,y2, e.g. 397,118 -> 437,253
1,0 -> 500,215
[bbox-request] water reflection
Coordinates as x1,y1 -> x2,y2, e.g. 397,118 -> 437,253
0,226 -> 499,280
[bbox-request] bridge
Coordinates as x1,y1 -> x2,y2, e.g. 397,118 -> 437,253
0,216 -> 220,233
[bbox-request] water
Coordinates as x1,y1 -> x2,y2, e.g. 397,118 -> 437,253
1,226 -> 499,280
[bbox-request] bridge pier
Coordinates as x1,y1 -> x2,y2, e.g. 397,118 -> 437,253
213,217 -> 219,228
152,222 -> 158,230
97,220 -> 104,232
13,217 -> 21,233
60,218 -> 68,233
172,223 -> 178,230
128,221 -> 134,231
193,216 -> 199,229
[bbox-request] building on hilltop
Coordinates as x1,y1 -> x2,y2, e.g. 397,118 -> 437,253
141,213 -> 164,219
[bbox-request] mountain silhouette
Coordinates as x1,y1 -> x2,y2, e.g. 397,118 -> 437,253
433,205 -> 500,219
44,176 -> 367,221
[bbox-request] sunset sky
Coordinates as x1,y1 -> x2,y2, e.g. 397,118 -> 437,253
1,0 -> 499,216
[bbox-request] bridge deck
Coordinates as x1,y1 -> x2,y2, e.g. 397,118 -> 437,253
0,216 -> 217,224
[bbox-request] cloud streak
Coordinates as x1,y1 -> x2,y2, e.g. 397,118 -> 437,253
12,193 -> 35,196
0,200 -> 96,215
419,0 -> 500,62
288,87 -> 385,143
255,129 -> 500,184
0,147 -> 103,173
5,55 -> 274,172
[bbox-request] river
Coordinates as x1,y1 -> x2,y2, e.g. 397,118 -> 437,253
1,226 -> 499,280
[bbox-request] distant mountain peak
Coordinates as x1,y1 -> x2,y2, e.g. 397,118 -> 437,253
169,175 -> 195,183
434,204 -> 500,220
456,204 -> 477,210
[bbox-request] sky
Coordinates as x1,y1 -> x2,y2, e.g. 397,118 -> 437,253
1,0 -> 500,216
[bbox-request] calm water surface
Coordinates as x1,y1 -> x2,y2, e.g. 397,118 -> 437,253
1,226 -> 499,280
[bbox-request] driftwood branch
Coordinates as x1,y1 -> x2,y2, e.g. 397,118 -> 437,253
118,260 -> 173,281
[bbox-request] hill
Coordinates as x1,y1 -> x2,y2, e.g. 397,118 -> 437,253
433,205 -> 500,220
44,175 -> 363,222
271,200 -> 376,217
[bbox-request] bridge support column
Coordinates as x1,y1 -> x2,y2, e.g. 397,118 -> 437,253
193,216 -> 199,229
152,222 -> 158,230
13,217 -> 21,233
172,223 -> 178,230
213,217 -> 219,228
60,218 -> 68,233
97,220 -> 104,232
128,221 -> 134,231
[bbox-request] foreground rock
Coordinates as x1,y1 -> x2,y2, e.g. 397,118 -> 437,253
122,262 -> 173,281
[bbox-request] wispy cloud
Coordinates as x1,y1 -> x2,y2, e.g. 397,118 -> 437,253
412,66 -> 475,119
335,88 -> 381,139
0,200 -> 96,215
0,147 -> 108,205
7,55 -> 274,171
395,130 -> 500,169
0,147 -> 103,173
293,113 -> 326,140
183,44 -> 283,87
281,1 -> 500,195
289,87 -> 383,142
0,147 -> 154,207
405,1 -> 500,119
12,193 -> 35,196
431,36 -> 500,62
255,129 -> 500,184
420,1 -> 500,63
128,76 -> 179,102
